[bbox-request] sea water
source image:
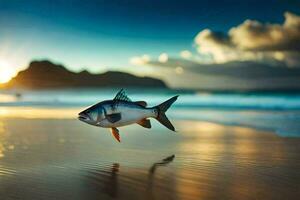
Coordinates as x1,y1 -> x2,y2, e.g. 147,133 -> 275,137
1,88 -> 300,137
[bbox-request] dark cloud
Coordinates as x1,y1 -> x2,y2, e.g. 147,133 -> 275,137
148,58 -> 300,79
146,58 -> 300,89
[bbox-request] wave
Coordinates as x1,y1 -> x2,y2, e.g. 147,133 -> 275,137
1,93 -> 300,110
169,109 -> 300,137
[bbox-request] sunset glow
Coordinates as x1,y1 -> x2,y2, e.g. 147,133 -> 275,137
0,60 -> 14,83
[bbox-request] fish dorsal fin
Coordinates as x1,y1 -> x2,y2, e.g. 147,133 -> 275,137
135,101 -> 147,107
113,89 -> 131,102
137,118 -> 151,129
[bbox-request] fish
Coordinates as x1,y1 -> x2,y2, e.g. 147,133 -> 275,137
78,89 -> 178,142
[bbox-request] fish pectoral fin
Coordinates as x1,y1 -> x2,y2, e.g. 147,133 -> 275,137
137,118 -> 151,129
106,113 -> 121,123
111,127 -> 121,142
134,101 -> 147,107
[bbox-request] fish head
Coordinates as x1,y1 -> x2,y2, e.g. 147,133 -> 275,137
78,104 -> 105,125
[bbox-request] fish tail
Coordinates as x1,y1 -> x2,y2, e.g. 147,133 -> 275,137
154,95 -> 178,131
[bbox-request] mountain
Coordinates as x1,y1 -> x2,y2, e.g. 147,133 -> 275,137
3,60 -> 167,89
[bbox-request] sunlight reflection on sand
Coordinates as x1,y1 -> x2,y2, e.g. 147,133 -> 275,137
0,107 -> 80,119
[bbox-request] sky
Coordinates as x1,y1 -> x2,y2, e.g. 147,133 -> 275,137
0,0 -> 300,87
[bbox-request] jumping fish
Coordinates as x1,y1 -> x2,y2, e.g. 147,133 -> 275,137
78,89 -> 178,142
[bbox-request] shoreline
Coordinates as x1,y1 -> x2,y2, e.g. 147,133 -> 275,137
1,105 -> 299,137
0,113 -> 296,138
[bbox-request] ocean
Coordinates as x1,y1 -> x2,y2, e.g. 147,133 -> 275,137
1,88 -> 300,137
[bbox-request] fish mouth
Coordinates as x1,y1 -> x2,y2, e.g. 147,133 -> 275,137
78,113 -> 89,121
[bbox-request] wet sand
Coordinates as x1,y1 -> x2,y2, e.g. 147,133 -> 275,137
0,118 -> 299,200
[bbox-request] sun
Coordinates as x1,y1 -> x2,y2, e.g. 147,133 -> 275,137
0,60 -> 15,84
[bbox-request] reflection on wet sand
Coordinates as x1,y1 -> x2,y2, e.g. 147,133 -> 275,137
86,163 -> 120,198
0,118 -> 299,200
0,107 -> 78,119
85,155 -> 175,200
147,155 -> 175,200
149,154 -> 175,174
175,121 -> 300,200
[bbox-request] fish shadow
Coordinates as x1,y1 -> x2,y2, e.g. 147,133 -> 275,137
147,154 -> 175,197
84,155 -> 175,199
149,154 -> 175,174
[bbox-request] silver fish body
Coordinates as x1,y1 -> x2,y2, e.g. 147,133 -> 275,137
96,100 -> 157,128
78,89 -> 178,142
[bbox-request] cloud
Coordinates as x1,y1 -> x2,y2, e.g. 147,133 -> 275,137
180,50 -> 192,59
130,11 -> 300,70
146,58 -> 300,80
194,12 -> 300,66
142,56 -> 300,89
128,12 -> 300,89
229,12 -> 300,51
129,54 -> 150,65
158,53 -> 168,63
130,53 -> 169,65
195,29 -> 240,63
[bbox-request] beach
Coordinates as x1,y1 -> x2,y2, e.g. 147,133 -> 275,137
0,116 -> 299,200
0,90 -> 300,199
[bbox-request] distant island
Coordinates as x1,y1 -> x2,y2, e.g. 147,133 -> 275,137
2,60 -> 167,89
